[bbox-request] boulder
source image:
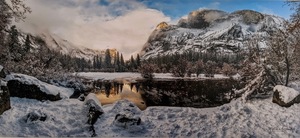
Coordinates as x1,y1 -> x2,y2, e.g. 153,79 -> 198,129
111,100 -> 143,132
83,93 -> 104,125
0,65 -> 10,115
83,93 -> 104,137
114,114 -> 141,128
7,80 -> 61,101
0,82 -> 10,115
272,85 -> 300,107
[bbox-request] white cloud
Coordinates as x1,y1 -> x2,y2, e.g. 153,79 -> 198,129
257,6 -> 277,16
14,0 -> 170,59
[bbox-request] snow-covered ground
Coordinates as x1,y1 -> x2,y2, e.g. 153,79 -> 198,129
75,72 -> 234,80
0,96 -> 299,137
0,73 -> 299,137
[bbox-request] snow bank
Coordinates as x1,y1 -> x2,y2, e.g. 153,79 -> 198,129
77,72 -> 232,80
6,73 -> 73,98
76,72 -> 142,80
274,85 -> 300,103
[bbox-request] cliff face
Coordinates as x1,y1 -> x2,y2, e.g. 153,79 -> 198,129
141,9 -> 285,59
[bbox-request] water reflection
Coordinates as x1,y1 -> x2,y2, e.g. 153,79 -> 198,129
94,81 -> 146,110
92,78 -> 241,110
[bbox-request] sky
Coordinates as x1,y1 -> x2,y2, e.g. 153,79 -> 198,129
14,0 -> 294,59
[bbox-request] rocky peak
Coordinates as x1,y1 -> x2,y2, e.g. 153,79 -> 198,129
156,22 -> 169,30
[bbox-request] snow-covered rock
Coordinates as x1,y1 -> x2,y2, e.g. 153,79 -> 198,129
83,93 -> 104,125
110,100 -> 143,132
273,85 -> 300,107
6,73 -> 74,101
0,83 -> 10,115
0,65 -> 10,115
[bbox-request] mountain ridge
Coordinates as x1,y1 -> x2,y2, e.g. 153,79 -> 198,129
140,9 -> 286,59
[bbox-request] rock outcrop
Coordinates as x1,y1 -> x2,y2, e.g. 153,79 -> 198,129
272,85 -> 300,107
7,80 -> 61,101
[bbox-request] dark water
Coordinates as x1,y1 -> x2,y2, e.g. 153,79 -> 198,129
91,78 -> 241,110
138,78 -> 241,108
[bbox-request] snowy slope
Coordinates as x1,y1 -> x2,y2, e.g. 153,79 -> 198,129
141,9 -> 285,59
32,29 -> 102,60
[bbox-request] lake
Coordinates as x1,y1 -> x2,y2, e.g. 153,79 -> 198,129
91,78 -> 241,110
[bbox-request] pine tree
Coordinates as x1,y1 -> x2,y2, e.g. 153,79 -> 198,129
130,55 -> 136,70
8,25 -> 21,61
120,53 -> 125,71
105,49 -> 111,68
136,54 -> 141,68
24,34 -> 31,52
93,56 -> 97,69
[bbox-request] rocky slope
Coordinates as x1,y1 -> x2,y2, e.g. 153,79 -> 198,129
141,9 -> 285,59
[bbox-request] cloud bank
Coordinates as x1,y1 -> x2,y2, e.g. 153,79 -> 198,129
15,0 -> 170,59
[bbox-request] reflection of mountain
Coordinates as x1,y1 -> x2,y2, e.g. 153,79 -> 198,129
95,82 -> 146,110
141,9 -> 285,59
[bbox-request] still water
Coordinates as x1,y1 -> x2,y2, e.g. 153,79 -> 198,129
91,78 -> 241,110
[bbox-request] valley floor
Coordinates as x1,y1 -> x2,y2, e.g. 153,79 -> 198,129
0,96 -> 299,137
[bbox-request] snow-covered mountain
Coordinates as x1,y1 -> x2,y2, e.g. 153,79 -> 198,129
35,30 -> 102,60
18,27 -> 113,60
141,9 -> 286,59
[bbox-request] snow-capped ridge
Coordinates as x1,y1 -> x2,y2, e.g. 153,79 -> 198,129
141,9 -> 286,59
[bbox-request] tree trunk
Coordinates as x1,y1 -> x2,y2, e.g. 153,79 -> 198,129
285,56 -> 290,86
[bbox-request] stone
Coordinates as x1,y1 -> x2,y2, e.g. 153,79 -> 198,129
0,65 -> 10,115
114,114 -> 141,128
0,85 -> 10,115
272,85 -> 300,107
7,80 -> 61,101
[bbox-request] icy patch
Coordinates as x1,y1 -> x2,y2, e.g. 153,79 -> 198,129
6,73 -> 73,98
274,85 -> 300,103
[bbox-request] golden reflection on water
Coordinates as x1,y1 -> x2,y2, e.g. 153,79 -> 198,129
95,83 -> 147,110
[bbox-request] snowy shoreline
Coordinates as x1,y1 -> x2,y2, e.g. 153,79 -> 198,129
0,96 -> 299,137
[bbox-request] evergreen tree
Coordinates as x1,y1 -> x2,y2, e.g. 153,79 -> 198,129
98,56 -> 102,69
93,56 -> 97,69
120,53 -> 125,71
105,49 -> 111,68
8,25 -> 22,61
24,34 -> 31,52
130,55 -> 136,70
136,54 -> 141,67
